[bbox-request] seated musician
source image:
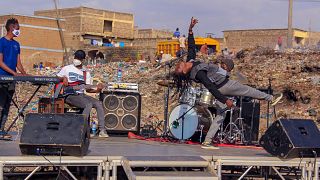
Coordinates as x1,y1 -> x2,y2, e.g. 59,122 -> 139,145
57,50 -> 109,138
0,18 -> 27,136
173,17 -> 283,149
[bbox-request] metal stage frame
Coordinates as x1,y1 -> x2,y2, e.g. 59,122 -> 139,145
0,137 -> 319,180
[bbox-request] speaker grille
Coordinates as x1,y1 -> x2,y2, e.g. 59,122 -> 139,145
123,95 -> 138,112
103,95 -> 120,111
105,113 -> 119,129
121,114 -> 137,130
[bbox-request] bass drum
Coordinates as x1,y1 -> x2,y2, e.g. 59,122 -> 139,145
169,104 -> 214,140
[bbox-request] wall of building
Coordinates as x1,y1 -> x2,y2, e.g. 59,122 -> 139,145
223,29 -> 289,51
0,15 -> 64,69
35,6 -> 134,49
132,29 -> 172,56
307,32 -> 320,47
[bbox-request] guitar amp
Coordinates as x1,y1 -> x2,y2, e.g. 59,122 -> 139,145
100,84 -> 141,134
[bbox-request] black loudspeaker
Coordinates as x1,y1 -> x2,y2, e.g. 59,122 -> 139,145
260,119 -> 320,159
100,91 -> 141,134
20,113 -> 90,156
241,101 -> 260,142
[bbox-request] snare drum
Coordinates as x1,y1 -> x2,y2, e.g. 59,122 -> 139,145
199,88 -> 215,106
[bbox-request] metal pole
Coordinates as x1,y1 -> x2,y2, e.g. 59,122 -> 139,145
112,163 -> 117,180
239,166 -> 253,180
25,166 -> 41,180
104,162 -> 110,180
287,0 -> 293,48
97,163 -> 102,180
0,162 -> 3,180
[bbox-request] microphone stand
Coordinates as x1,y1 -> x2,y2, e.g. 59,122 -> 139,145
266,77 -> 272,128
161,53 -> 188,138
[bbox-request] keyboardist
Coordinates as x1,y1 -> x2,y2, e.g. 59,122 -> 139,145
0,18 -> 27,136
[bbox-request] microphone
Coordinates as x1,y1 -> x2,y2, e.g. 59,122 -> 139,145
172,120 -> 180,129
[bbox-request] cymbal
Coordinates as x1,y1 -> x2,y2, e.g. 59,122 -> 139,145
156,80 -> 175,87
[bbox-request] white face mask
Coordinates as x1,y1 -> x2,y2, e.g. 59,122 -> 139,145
12,29 -> 20,37
73,59 -> 82,66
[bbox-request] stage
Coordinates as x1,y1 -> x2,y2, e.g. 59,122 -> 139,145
0,137 -> 319,179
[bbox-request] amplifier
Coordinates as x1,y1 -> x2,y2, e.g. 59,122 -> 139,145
100,90 -> 141,134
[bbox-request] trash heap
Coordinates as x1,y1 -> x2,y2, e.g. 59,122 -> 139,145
234,47 -> 320,129
6,47 -> 320,133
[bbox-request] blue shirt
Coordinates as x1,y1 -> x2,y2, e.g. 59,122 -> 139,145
173,31 -> 180,38
0,37 -> 20,75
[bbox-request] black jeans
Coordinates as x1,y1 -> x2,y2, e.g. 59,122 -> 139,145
65,94 -> 105,130
0,84 -> 15,131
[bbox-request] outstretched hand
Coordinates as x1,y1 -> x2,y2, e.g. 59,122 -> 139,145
189,17 -> 198,30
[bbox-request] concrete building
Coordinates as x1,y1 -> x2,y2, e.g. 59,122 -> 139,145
223,28 -> 315,51
133,28 -> 172,56
34,6 -> 134,49
0,14 -> 65,69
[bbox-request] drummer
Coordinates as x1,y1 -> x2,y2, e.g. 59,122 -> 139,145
173,17 -> 283,149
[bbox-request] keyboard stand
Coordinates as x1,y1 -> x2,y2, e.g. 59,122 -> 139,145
0,84 -> 42,141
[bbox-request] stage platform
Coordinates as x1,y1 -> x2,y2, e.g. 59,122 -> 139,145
0,137 -> 319,179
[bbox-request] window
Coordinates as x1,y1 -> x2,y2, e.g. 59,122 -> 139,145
104,20 -> 113,33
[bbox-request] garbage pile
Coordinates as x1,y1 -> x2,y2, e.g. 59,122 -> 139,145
6,47 -> 320,133
234,47 -> 320,129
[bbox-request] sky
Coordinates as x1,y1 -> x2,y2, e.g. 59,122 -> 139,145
0,0 -> 319,37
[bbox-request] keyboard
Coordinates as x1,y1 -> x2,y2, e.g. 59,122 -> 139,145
0,75 -> 60,85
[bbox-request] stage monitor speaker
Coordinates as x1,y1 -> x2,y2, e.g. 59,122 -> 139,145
100,91 -> 141,134
241,101 -> 260,142
20,113 -> 90,156
260,119 -> 320,159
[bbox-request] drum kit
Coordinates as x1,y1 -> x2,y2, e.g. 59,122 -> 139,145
157,80 -> 248,144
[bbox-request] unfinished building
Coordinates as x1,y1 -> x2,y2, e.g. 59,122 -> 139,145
0,14 -> 65,68
35,6 -> 134,50
133,28 -> 172,56
223,28 -> 313,51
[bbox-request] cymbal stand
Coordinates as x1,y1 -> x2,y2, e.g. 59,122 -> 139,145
221,98 -> 245,144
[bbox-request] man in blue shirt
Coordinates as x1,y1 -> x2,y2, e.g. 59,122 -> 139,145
0,18 -> 27,134
173,28 -> 180,38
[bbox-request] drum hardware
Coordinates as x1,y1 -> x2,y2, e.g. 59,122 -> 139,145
161,54 -> 187,138
218,97 -> 246,144
199,125 -> 204,143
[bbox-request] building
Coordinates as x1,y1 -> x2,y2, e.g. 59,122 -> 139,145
0,14 -> 65,68
133,28 -> 172,56
223,28 -> 315,51
35,6 -> 134,49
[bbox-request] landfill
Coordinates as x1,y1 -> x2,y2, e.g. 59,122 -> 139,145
6,47 -> 320,134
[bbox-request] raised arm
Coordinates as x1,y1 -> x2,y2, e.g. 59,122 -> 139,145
187,17 -> 198,62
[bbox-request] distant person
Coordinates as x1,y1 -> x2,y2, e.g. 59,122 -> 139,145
278,36 -> 283,49
156,51 -> 163,66
173,28 -> 180,38
179,34 -> 187,55
0,18 -> 27,136
200,43 -> 208,59
317,40 -> 320,49
222,48 -> 229,56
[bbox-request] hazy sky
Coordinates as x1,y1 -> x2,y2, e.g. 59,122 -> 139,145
0,0 -> 319,37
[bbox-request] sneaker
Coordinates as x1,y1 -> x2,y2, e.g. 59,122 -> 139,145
271,93 -> 283,106
201,141 -> 219,150
98,130 -> 109,138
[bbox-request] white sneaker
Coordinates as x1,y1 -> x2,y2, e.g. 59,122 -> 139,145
271,93 -> 283,106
